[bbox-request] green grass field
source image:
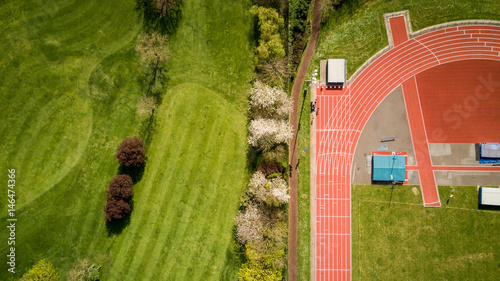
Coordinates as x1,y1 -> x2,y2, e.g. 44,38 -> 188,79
298,0 -> 500,279
352,185 -> 500,280
296,87 -> 313,280
0,0 -> 253,279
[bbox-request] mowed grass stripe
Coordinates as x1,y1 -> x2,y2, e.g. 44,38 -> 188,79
158,128 -> 244,279
142,125 -> 228,279
76,107 -> 144,260
72,85 -> 143,259
116,84 -> 245,281
36,0 -> 134,50
126,88 -> 221,279
143,87 -> 233,279
75,101 -> 142,260
107,87 -> 205,280
164,108 -> 236,280
189,132 -> 245,280
0,0 -> 134,209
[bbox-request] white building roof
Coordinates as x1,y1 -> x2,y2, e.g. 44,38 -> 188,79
327,59 -> 346,84
479,187 -> 500,206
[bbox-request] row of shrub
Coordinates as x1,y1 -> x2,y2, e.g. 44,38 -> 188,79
236,73 -> 292,279
103,136 -> 146,222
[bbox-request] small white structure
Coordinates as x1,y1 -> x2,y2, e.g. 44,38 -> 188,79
327,59 -> 346,85
479,187 -> 500,206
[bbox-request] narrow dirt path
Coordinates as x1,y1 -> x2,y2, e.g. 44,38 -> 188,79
288,0 -> 321,280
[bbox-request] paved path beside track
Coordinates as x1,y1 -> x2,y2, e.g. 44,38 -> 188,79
288,0 -> 321,280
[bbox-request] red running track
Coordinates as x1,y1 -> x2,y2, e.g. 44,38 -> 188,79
315,23 -> 500,281
415,60 -> 500,143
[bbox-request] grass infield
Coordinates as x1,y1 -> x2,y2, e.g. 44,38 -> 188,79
352,185 -> 500,280
0,0 -> 253,279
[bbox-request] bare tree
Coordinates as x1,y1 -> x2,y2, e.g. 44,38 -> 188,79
152,0 -> 177,17
135,0 -> 182,34
135,32 -> 169,94
257,57 -> 289,85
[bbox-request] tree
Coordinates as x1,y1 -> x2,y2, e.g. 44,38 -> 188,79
116,136 -> 146,167
248,118 -> 292,150
152,0 -> 177,16
103,196 -> 131,221
257,161 -> 284,176
250,5 -> 285,63
235,204 -> 265,244
67,259 -> 101,281
20,259 -> 58,281
256,57 -> 289,85
248,171 -> 289,206
135,31 -> 169,95
135,0 -> 182,34
106,174 -> 134,201
238,260 -> 282,281
249,81 -> 290,119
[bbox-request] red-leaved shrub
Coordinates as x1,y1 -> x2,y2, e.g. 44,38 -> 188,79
103,196 -> 131,221
115,136 -> 146,167
106,174 -> 134,200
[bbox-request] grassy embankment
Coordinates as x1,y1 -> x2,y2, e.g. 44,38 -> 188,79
297,0 -> 500,279
0,0 -> 253,280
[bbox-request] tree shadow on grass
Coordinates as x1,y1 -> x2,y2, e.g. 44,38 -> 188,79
118,163 -> 146,183
219,226 -> 245,280
106,200 -> 134,236
139,110 -> 157,148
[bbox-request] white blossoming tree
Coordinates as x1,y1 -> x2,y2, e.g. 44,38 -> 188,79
248,118 -> 292,150
235,204 -> 265,245
249,81 -> 291,119
247,171 -> 290,206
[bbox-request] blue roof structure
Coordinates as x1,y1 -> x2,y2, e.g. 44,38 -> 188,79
372,154 -> 406,182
